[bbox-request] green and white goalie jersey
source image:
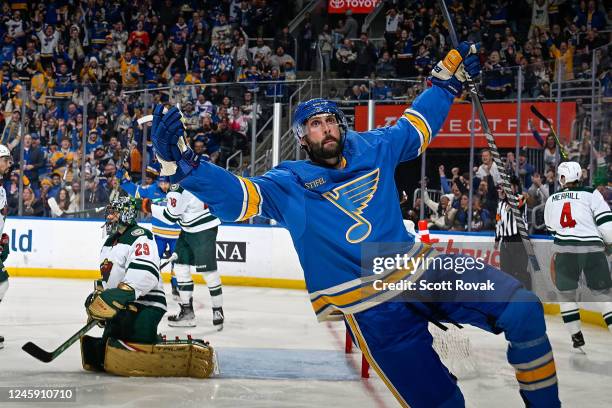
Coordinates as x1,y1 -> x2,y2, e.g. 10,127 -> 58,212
152,184 -> 220,233
544,186 -> 612,252
100,224 -> 167,311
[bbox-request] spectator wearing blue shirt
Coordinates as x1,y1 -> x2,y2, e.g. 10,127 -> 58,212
0,34 -> 15,65
85,129 -> 103,154
371,80 -> 392,100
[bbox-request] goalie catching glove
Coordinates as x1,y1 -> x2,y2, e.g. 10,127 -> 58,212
430,42 -> 481,96
86,282 -> 136,321
151,105 -> 199,182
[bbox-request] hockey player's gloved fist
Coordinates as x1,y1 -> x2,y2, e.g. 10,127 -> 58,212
85,280 -> 105,326
87,283 -> 136,321
151,105 -> 200,183
0,233 -> 9,262
430,42 -> 481,96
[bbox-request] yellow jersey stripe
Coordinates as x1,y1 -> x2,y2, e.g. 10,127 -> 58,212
515,360 -> 557,384
151,227 -> 181,236
236,177 -> 249,221
403,110 -> 431,152
311,245 -> 431,314
346,315 -> 411,408
238,177 -> 262,221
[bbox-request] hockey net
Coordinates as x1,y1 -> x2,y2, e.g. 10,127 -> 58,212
345,323 -> 479,380
430,323 -> 479,380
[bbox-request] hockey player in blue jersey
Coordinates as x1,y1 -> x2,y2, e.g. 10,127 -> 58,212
116,167 -> 181,296
150,42 -> 560,407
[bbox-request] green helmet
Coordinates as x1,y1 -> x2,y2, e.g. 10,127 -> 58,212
105,196 -> 138,235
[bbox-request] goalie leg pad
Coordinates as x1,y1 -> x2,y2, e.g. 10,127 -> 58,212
104,338 -> 216,378
80,335 -> 105,372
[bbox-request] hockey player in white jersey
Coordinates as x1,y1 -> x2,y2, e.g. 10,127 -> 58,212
81,196 -> 216,378
81,196 -> 167,371
147,175 -> 224,330
0,144 -> 12,349
544,161 -> 612,348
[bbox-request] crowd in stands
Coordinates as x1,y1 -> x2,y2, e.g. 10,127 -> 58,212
309,0 -> 610,101
401,127 -> 610,233
0,0 -> 292,217
0,0 -> 607,227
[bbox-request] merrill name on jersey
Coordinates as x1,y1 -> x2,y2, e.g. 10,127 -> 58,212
552,192 -> 580,201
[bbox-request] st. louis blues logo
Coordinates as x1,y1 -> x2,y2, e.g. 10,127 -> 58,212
323,168 -> 380,243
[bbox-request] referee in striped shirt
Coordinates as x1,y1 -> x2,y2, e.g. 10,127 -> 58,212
495,176 -> 532,290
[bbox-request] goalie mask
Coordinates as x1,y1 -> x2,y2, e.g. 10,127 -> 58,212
105,196 -> 138,235
292,98 -> 348,164
557,161 -> 581,187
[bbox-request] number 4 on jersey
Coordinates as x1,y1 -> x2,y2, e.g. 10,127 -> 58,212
559,202 -> 577,228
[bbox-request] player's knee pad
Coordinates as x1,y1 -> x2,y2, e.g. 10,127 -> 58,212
174,263 -> 191,281
0,279 -> 8,299
556,289 -> 577,302
103,337 -> 216,378
498,288 -> 546,343
590,288 -> 611,299
202,270 -> 221,288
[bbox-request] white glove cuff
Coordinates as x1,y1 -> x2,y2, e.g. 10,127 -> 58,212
156,154 -> 178,176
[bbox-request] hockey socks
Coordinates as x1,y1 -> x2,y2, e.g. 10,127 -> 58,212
497,289 -> 560,408
560,302 -> 581,335
202,270 -> 223,308
174,264 -> 194,305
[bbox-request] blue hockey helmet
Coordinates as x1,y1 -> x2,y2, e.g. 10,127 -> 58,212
292,98 -> 348,142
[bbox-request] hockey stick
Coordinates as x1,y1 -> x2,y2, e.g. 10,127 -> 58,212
438,0 -> 541,272
22,320 -> 98,363
529,105 -> 569,161
160,253 -> 178,270
48,197 -> 106,218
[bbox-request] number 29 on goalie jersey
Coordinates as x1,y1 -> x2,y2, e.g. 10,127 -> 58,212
99,224 -> 166,311
544,187 -> 612,247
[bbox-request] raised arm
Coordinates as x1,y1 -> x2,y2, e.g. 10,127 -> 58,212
149,104 -> 293,225
369,42 -> 481,164
181,163 -> 291,224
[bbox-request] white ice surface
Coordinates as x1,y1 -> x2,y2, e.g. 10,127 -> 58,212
0,278 -> 611,407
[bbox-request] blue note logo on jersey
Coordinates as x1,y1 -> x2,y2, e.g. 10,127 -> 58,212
323,168 -> 380,243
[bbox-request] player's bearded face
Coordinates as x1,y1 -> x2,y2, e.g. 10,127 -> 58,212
0,156 -> 12,174
302,114 -> 342,160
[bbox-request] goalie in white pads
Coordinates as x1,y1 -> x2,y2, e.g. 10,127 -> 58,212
147,180 -> 224,330
544,161 -> 612,348
82,196 -> 216,377
0,144 -> 11,349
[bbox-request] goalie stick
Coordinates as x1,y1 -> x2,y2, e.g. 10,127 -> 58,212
47,197 -> 106,218
529,105 -> 569,161
22,320 -> 98,363
438,0 -> 541,273
23,253 -> 175,362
